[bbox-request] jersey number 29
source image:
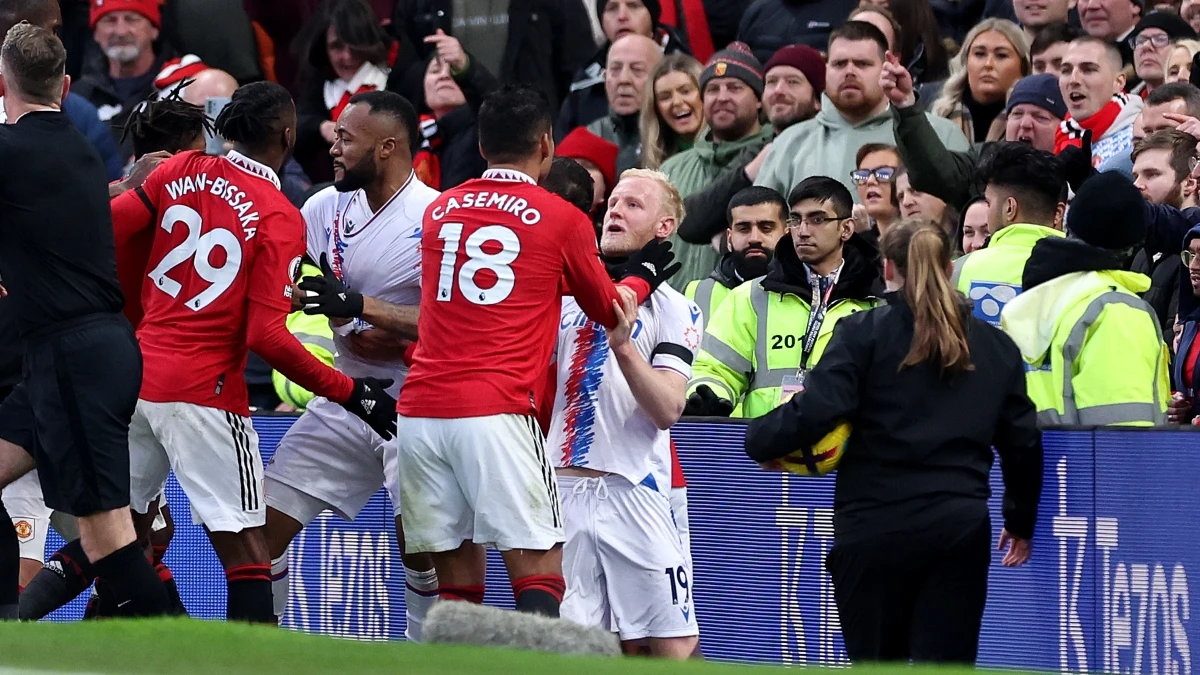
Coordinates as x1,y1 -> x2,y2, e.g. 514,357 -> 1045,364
147,204 -> 244,311
436,223 -> 521,306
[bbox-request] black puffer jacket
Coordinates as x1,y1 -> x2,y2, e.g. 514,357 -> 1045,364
554,25 -> 692,141
73,42 -> 179,162
736,0 -> 859,64
392,0 -> 595,114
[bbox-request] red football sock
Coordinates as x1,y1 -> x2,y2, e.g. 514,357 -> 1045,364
438,584 -> 485,604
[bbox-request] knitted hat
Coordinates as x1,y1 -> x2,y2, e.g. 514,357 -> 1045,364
154,55 -> 208,95
556,128 -> 619,192
1132,10 -> 1197,40
764,44 -> 826,96
596,0 -> 662,28
700,42 -> 764,98
90,0 -> 161,29
1066,172 -> 1148,250
1006,73 -> 1068,119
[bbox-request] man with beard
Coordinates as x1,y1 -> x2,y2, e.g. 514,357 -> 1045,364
676,44 -> 825,254
1130,129 -> 1196,333
587,34 -> 663,176
74,0 -> 179,161
684,186 -> 788,327
886,66 -> 1067,211
685,177 -> 883,418
662,42 -> 774,287
756,22 -> 969,206
261,91 -> 442,639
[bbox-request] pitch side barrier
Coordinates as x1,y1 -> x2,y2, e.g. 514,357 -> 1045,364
44,416 -> 1200,673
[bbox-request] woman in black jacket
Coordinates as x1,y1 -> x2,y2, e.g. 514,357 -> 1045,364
745,219 -> 1043,665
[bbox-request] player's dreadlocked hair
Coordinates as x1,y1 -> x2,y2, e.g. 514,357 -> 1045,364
120,81 -> 213,160
213,81 -> 294,151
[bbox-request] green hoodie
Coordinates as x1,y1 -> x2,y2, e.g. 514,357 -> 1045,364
755,95 -> 970,202
661,124 -> 775,287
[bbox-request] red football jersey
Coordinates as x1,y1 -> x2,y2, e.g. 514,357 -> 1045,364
399,169 -> 637,419
111,150 -> 308,415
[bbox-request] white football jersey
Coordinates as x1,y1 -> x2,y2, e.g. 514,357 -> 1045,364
302,173 -> 439,393
548,284 -> 702,493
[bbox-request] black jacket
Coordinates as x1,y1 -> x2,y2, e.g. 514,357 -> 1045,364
745,291 -> 1043,542
554,25 -> 691,141
763,231 -> 884,301
73,42 -> 178,161
392,0 -> 595,114
431,54 -> 500,190
1133,247 -> 1181,344
736,0 -> 859,64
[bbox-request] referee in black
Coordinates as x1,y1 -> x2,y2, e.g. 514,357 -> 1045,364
0,22 -> 168,616
746,219 -> 1043,664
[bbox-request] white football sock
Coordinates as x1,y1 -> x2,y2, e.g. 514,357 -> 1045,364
404,566 -> 439,643
270,553 -> 289,622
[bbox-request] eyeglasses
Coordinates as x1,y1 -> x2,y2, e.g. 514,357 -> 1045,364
786,214 -> 849,229
850,167 -> 897,185
1183,250 -> 1200,266
1133,33 -> 1171,49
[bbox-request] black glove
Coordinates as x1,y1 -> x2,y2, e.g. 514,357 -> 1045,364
1057,128 -> 1095,194
683,385 -> 734,417
341,377 -> 397,440
613,239 -> 682,292
298,253 -> 364,319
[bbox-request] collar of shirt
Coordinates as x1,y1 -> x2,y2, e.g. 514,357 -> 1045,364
803,259 -> 845,288
482,167 -> 537,185
225,150 -> 281,190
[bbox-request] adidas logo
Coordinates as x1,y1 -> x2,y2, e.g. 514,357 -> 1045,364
362,399 -> 375,415
46,560 -> 64,578
641,262 -> 656,275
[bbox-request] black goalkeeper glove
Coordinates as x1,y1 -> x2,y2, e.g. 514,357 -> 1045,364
683,385 -> 734,417
614,239 -> 682,292
298,253 -> 364,319
340,377 -> 397,440
1057,128 -> 1095,195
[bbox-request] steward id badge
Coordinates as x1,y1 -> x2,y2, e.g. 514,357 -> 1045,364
780,370 -> 808,404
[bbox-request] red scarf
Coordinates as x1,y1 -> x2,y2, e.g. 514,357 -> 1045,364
1054,94 -> 1130,155
413,114 -> 442,190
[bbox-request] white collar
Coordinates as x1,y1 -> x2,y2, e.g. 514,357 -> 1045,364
224,151 -> 281,190
482,168 -> 537,185
11,105 -> 59,124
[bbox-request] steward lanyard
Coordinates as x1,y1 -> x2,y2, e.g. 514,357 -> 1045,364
798,262 -> 843,371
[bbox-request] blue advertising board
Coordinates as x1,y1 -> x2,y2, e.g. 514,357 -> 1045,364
43,418 -> 1200,673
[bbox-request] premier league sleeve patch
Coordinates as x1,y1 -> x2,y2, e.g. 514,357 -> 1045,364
968,282 -> 1020,327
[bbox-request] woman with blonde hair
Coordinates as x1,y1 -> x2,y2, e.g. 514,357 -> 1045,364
1167,39 -> 1200,82
640,53 -> 705,169
746,218 -> 1042,664
931,18 -> 1031,145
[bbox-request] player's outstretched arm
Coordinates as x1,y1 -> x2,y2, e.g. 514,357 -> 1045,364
298,254 -> 419,340
607,294 -> 688,430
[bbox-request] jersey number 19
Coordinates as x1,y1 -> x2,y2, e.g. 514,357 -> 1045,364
436,223 -> 521,306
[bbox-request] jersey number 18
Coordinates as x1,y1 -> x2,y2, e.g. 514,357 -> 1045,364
436,223 -> 521,306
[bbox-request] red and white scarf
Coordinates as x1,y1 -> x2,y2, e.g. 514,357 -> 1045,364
324,61 -> 390,123
1054,93 -> 1137,155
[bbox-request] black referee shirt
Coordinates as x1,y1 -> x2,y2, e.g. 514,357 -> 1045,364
0,110 -> 123,337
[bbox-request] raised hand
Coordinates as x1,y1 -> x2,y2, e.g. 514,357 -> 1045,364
880,52 -> 916,109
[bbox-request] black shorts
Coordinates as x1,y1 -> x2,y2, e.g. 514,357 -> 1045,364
0,313 -> 142,517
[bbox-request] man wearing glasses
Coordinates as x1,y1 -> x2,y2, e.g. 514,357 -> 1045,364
685,177 -> 883,418
1128,13 -> 1196,99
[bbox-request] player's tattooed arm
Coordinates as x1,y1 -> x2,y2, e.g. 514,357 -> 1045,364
360,296 -> 420,342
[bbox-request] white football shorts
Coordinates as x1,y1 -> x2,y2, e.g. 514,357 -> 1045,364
396,413 -> 562,553
558,474 -> 698,641
265,396 -> 400,524
670,486 -> 692,567
129,400 -> 262,533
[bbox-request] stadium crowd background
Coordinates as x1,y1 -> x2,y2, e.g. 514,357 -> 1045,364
3,0 -> 1200,663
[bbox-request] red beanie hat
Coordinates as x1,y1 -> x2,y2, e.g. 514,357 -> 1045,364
556,128 -> 619,192
90,0 -> 162,30
765,44 -> 826,96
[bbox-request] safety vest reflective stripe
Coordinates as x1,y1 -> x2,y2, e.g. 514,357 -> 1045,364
749,279 -> 828,391
700,331 -> 752,374
1046,291 -> 1166,426
293,332 -> 336,354
693,279 -> 716,326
